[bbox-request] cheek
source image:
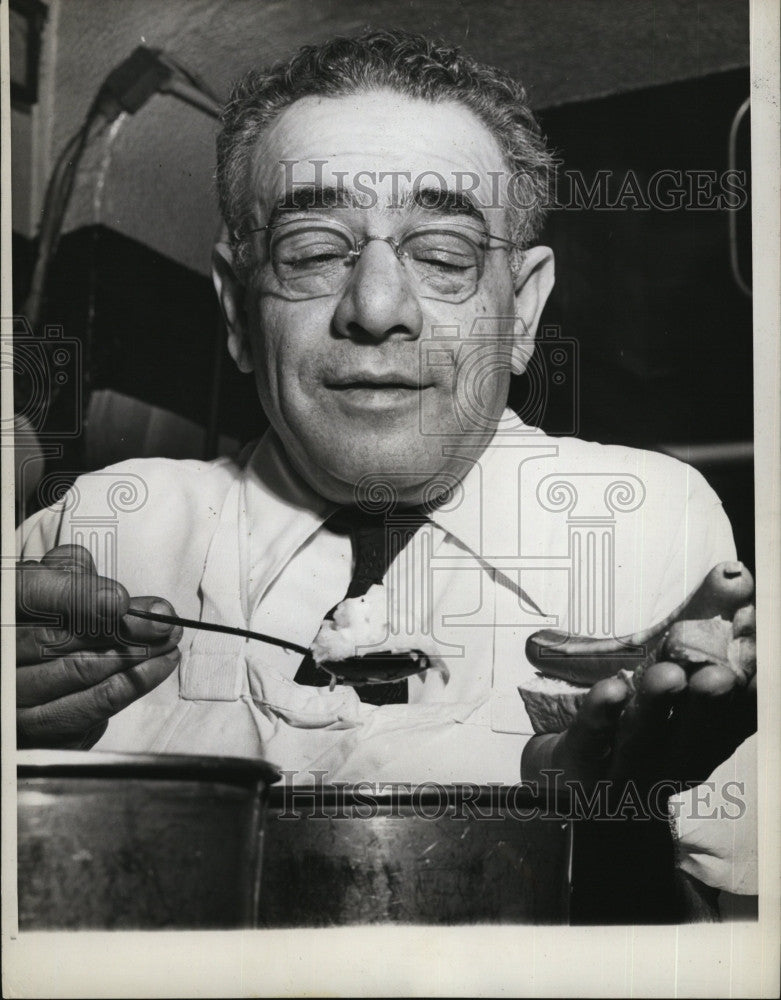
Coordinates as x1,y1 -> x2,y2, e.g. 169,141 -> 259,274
252,302 -> 303,387
251,300 -> 330,420
450,350 -> 511,427
447,285 -> 516,410
246,311 -> 279,406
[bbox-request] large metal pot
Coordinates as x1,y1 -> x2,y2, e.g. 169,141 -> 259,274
16,750 -> 279,930
17,754 -> 572,928
256,783 -> 572,926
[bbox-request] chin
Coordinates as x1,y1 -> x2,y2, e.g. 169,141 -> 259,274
309,444 -> 469,510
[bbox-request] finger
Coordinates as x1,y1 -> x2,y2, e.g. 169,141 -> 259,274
17,648 -> 181,747
688,662 -> 739,699
15,618 -> 181,663
18,719 -> 110,753
618,661 -> 688,739
17,561 -> 130,626
638,660 -> 689,702
731,603 -> 755,638
727,635 -> 756,685
18,546 -> 98,625
565,676 -> 630,762
119,597 -> 182,645
685,663 -> 740,737
610,662 -> 687,778
15,622 -> 103,664
676,663 -> 745,779
16,632 -> 182,706
40,544 -> 98,575
15,597 -> 183,665
77,720 -> 109,751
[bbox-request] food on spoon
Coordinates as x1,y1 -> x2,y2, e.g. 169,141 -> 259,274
519,562 -> 755,734
311,584 -> 449,687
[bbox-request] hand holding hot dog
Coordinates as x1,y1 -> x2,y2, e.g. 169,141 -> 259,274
521,562 -> 757,797
16,545 -> 182,749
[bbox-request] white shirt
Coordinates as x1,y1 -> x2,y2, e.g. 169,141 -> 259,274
16,410 -> 756,891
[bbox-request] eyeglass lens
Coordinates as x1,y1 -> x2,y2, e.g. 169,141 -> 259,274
267,221 -> 485,302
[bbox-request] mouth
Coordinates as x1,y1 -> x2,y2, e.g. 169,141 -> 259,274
325,375 -> 432,412
327,373 -> 425,391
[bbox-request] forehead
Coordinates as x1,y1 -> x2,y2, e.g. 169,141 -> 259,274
249,89 -> 511,228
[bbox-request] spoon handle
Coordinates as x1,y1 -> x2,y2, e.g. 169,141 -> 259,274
125,607 -> 310,656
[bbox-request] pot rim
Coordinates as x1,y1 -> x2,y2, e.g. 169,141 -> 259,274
16,749 -> 281,787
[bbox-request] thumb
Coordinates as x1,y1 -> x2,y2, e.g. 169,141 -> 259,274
563,676 -> 629,765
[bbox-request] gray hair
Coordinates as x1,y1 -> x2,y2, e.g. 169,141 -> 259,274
216,28 -> 555,278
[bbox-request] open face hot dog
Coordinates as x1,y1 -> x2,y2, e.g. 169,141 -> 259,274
519,562 -> 755,734
524,561 -> 754,685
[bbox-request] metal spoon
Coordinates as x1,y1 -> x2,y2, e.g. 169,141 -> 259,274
125,607 -> 309,656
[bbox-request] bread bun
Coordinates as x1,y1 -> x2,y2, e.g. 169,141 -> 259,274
518,673 -> 590,735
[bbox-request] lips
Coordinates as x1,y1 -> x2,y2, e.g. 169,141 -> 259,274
323,371 -> 433,414
326,372 -> 425,390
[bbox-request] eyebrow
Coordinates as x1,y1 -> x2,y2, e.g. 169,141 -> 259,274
404,187 -> 487,226
267,184 -> 487,229
264,185 -> 354,230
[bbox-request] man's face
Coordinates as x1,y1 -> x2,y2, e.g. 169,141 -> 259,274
214,90 -> 554,505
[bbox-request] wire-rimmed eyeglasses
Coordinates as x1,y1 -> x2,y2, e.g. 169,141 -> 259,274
241,216 -> 522,303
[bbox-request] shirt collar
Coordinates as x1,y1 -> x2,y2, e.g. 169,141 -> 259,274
425,409 -> 548,559
241,409 -> 549,572
240,430 -> 338,616
242,430 -> 337,524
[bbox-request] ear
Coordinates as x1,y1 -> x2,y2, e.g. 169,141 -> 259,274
212,242 -> 254,374
511,246 -> 555,375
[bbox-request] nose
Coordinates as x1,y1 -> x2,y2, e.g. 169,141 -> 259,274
332,240 -> 424,343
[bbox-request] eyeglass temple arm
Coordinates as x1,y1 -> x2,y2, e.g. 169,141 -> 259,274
240,224 -> 271,237
484,232 -> 524,250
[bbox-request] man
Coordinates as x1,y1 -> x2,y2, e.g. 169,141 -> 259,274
16,30 -> 756,908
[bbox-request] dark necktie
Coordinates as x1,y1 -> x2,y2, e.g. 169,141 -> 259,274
294,506 -> 429,705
